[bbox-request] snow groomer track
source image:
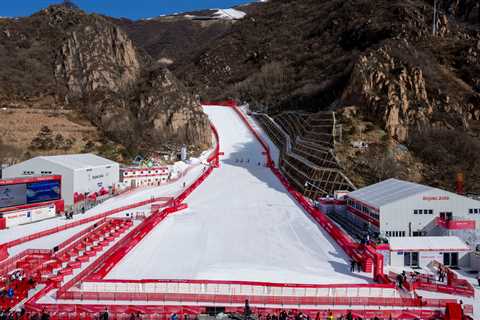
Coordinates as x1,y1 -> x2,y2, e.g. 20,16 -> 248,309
22,105 -> 465,319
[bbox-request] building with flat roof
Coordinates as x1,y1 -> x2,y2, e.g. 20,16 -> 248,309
387,236 -> 470,268
344,178 -> 480,239
2,154 -> 119,207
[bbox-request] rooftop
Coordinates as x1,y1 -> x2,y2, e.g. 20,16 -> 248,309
346,178 -> 435,209
36,154 -> 117,170
389,236 -> 470,252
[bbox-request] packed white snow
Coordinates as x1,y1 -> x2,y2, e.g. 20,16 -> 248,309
106,106 -> 370,285
213,9 -> 246,20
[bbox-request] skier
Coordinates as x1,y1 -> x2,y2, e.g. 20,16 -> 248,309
244,299 -> 252,319
346,311 -> 353,320
183,182 -> 186,188
40,309 -> 50,320
326,311 -> 334,320
397,273 -> 403,289
101,307 -> 109,320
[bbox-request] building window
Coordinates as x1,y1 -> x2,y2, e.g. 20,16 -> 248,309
414,209 -> 434,215
413,231 -> 426,237
469,209 -> 474,214
475,209 -> 479,214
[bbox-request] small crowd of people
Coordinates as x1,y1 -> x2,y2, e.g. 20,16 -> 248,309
1,271 -> 35,310
23,308 -> 50,320
0,307 -> 25,320
255,310 -> 383,320
234,158 -> 266,167
64,211 -> 74,220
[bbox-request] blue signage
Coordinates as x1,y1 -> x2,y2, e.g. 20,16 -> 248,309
26,180 -> 61,204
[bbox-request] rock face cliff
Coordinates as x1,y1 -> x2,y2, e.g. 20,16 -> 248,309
0,4 -> 211,161
55,19 -> 140,96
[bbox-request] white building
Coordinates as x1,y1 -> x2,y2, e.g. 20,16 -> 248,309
2,154 -> 119,206
344,178 -> 480,238
120,166 -> 170,188
388,236 -> 470,268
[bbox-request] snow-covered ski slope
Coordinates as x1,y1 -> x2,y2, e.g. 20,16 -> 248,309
106,106 -> 370,285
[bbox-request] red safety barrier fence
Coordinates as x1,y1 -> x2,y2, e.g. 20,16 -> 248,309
23,301 -> 444,320
58,290 -> 457,308
222,103 -> 388,282
1,196 -> 172,256
78,124 -> 220,282
54,220 -> 106,253
0,249 -> 51,276
20,120 -> 223,315
83,278 -> 394,288
389,270 -> 475,297
56,211 -> 166,296
22,105 -> 455,319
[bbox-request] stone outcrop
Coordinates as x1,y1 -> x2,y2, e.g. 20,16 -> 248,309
342,44 -> 433,141
55,23 -> 140,96
0,4 -> 211,156
137,70 -> 211,148
342,42 -> 480,142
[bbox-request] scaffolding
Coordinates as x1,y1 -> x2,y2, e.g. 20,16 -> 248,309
254,111 -> 355,199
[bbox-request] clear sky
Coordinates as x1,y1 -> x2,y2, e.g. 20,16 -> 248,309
0,0 -> 252,20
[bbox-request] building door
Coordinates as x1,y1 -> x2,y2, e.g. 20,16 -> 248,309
404,252 -> 419,267
411,252 -> 419,267
451,252 -> 458,267
443,252 -> 459,267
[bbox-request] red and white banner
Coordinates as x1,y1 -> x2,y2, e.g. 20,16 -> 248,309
2,204 -> 56,228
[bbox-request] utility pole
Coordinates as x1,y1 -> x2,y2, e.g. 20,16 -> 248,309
433,0 -> 438,36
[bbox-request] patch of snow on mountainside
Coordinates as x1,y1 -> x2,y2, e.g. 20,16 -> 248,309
213,8 -> 246,20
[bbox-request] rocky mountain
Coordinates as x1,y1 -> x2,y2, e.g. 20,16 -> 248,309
115,0 -> 480,192
2,0 -> 480,191
0,4 -> 211,163
110,4 -> 262,67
